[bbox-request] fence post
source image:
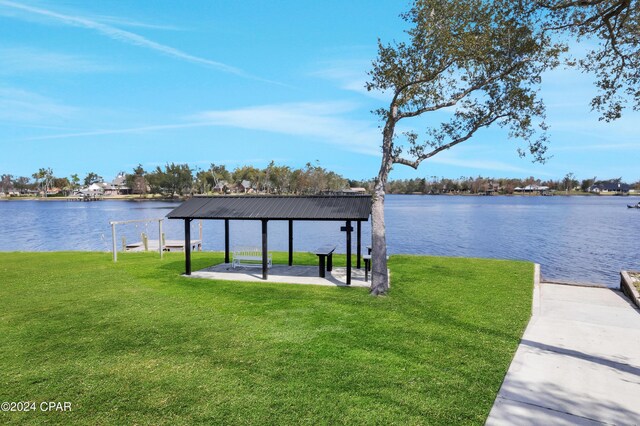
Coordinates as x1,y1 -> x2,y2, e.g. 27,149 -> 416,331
159,219 -> 163,259
111,222 -> 117,262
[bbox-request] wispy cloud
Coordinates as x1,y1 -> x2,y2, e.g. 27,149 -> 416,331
0,87 -> 77,123
310,59 -> 389,101
21,122 -> 212,141
192,102 -> 381,155
0,0 -> 270,82
0,121 -> 80,131
0,47 -> 115,74
90,15 -> 184,31
428,153 -> 553,176
553,142 -> 640,152
21,101 -> 383,156
549,115 -> 640,140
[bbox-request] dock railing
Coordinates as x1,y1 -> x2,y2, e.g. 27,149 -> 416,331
109,218 -> 164,262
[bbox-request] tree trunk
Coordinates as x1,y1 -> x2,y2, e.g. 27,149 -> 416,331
370,181 -> 389,295
369,117 -> 395,295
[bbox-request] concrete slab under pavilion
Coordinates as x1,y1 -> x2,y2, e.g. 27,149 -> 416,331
188,263 -> 372,288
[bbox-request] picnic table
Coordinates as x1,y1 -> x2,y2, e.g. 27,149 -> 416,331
315,245 -> 337,278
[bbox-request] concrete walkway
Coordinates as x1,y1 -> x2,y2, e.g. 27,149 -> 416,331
487,270 -> 640,425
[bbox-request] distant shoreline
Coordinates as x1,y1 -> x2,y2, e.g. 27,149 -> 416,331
1,192 -> 638,201
0,195 -> 183,202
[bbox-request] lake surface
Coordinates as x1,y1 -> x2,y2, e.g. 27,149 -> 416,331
1,195 -> 638,286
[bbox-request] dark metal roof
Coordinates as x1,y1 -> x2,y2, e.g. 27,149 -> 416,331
166,195 -> 371,221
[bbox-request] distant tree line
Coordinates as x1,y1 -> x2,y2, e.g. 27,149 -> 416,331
136,161 -> 350,196
0,161 -> 349,197
1,165 -> 638,197
378,175 -> 640,195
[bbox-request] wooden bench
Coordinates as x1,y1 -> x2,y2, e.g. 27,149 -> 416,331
232,248 -> 272,269
362,253 -> 389,282
315,245 -> 337,278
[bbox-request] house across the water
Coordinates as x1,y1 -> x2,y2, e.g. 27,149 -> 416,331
514,184 -> 550,195
587,181 -> 631,194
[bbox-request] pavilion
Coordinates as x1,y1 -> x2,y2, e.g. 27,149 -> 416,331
166,195 -> 372,285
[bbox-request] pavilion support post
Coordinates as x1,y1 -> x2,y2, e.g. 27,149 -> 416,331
357,220 -> 362,269
184,219 -> 192,275
224,219 -> 230,264
262,219 -> 268,280
346,220 -> 352,285
288,220 -> 293,266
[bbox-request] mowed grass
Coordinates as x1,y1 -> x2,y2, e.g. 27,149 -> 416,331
0,252 -> 533,425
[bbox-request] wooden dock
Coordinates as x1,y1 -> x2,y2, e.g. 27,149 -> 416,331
125,239 -> 202,252
110,218 -> 204,263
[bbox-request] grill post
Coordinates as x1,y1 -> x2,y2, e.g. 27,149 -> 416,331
357,220 -> 362,269
224,219 -> 230,263
262,219 -> 268,280
185,219 -> 192,275
288,219 -> 293,266
346,220 -> 352,285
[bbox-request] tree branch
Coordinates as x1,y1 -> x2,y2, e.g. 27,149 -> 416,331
539,0 -> 608,11
541,0 -> 628,34
397,60 -> 529,119
392,112 -> 510,169
389,60 -> 454,117
600,0 -> 631,61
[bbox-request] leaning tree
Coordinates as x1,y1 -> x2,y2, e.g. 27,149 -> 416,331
366,0 -> 564,295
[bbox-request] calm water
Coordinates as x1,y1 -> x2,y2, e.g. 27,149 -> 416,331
1,195 -> 638,286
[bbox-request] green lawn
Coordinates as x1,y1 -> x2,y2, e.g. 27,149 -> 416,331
0,252 -> 533,425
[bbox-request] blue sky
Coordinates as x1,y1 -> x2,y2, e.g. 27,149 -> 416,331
1,0 -> 638,183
